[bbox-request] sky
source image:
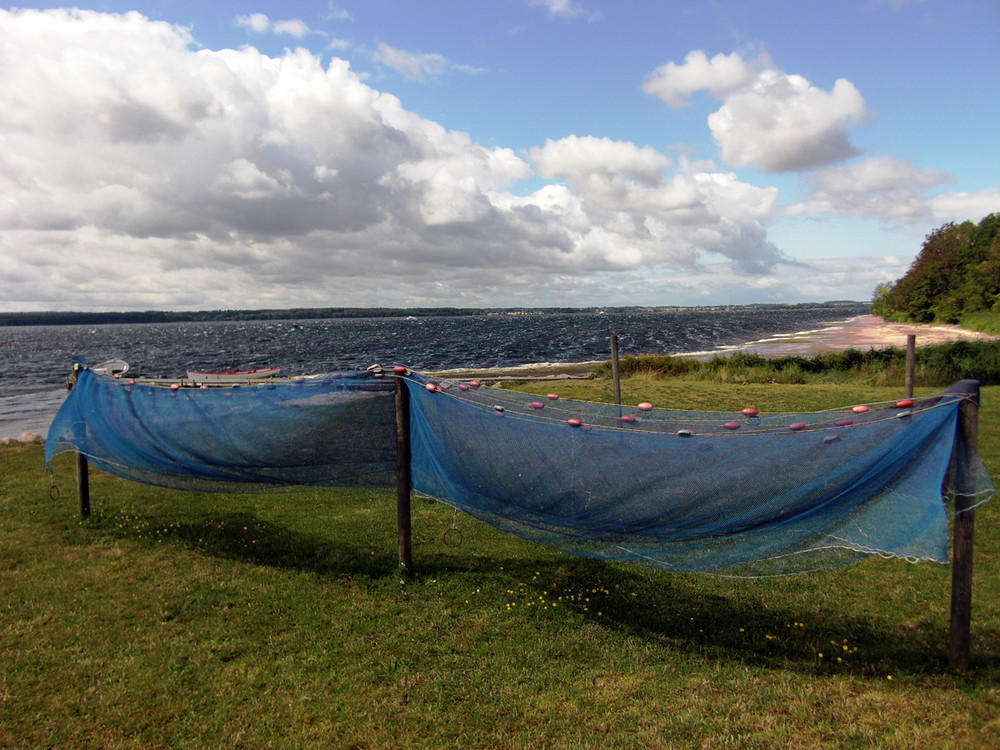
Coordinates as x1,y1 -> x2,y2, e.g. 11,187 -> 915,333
1,1 -> 998,312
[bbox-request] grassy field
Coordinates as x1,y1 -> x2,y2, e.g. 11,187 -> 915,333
2,379 -> 999,748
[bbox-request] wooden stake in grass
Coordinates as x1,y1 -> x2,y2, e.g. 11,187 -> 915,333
395,374 -> 413,574
68,363 -> 91,520
949,379 -> 980,672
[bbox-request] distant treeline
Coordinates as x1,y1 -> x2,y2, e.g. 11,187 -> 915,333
0,307 -> 486,327
0,301 -> 867,327
872,213 -> 1000,326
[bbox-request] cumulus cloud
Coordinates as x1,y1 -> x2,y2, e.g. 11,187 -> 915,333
785,156 -> 951,223
642,51 -> 758,108
645,51 -> 871,172
0,8 -> 806,311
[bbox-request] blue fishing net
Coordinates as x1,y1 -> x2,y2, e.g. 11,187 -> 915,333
404,373 -> 993,576
45,366 -> 993,576
45,367 -> 397,491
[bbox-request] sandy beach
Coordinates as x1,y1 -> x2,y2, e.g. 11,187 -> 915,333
715,314 -> 997,358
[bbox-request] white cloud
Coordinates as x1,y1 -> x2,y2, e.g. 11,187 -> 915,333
325,5 -> 354,23
235,13 -> 270,33
235,14 -> 312,38
709,72 -> 869,171
0,8 -> 838,311
645,51 -> 871,172
273,19 -> 310,38
530,135 -> 673,185
527,0 -> 603,22
785,156 -> 951,223
929,189 -> 1000,225
642,50 -> 758,108
372,43 -> 485,82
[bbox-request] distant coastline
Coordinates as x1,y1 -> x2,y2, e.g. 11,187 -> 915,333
0,300 -> 868,327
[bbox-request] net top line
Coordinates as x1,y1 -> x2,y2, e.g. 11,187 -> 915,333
396,369 -> 969,438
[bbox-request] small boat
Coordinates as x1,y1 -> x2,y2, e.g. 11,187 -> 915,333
92,359 -> 130,377
186,366 -> 281,384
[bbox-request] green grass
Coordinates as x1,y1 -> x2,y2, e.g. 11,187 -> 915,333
3,381 -> 1000,748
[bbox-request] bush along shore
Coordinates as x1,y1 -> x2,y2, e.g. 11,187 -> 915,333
591,338 -> 1000,387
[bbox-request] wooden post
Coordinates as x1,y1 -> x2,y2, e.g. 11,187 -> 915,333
611,334 -> 621,406
949,379 -> 979,672
395,374 -> 413,574
905,334 -> 916,399
76,452 -> 90,519
67,363 -> 91,520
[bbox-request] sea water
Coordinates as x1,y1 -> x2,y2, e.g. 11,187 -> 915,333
0,304 -> 868,438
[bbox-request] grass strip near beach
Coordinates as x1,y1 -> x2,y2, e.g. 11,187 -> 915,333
2,380 -> 999,748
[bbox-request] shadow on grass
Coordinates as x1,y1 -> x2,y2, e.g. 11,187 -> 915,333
83,501 -> 999,683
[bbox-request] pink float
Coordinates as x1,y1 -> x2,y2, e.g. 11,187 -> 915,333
458,383 -> 469,391
723,422 -> 740,430
530,401 -> 545,410
789,422 -> 806,431
393,365 -> 407,373
896,399 -> 914,408
835,418 -> 853,427
567,418 -> 582,427
619,415 -> 636,424
852,405 -> 869,414
741,407 -> 758,416
637,402 -> 653,411
547,393 -> 560,400
424,383 -> 437,392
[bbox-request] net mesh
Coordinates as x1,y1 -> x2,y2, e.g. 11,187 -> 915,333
403,373 -> 993,576
45,368 -> 397,491
44,366 -> 993,576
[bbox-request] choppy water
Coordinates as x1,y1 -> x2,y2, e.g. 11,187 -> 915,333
0,304 -> 868,438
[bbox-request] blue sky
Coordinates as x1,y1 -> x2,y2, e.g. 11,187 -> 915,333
1,0 -> 997,311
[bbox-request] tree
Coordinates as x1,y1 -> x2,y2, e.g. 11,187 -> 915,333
870,280 -> 896,318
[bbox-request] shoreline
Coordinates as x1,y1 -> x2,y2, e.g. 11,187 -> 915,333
431,315 -> 998,378
4,315 -> 996,441
709,314 -> 997,358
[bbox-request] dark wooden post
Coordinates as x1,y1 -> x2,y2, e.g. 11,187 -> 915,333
611,334 -> 621,406
67,363 -> 91,519
76,452 -> 90,519
905,334 -> 916,399
395,374 -> 413,574
949,379 -> 980,671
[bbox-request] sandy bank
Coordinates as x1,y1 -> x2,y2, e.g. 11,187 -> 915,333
713,315 -> 997,359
